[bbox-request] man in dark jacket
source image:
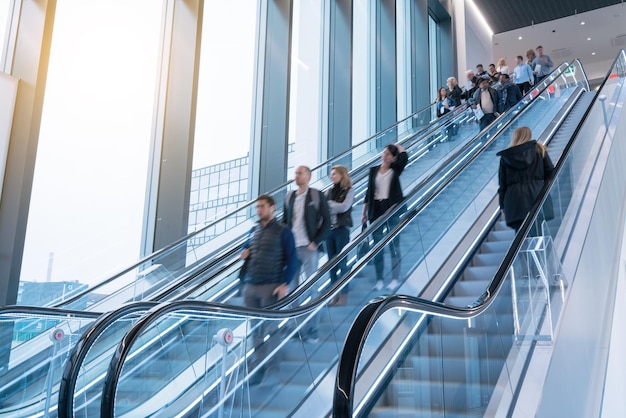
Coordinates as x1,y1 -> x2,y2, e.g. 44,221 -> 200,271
470,78 -> 499,131
240,194 -> 298,385
284,165 -> 330,342
497,73 -> 522,113
284,166 -> 331,287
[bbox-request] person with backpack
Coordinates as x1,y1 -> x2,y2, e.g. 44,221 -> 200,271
284,165 -> 330,341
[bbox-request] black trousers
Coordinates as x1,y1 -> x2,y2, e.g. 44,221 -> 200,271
370,199 -> 402,282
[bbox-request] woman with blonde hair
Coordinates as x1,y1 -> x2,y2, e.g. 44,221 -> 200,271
496,57 -> 509,75
325,165 -> 354,305
496,126 -> 554,232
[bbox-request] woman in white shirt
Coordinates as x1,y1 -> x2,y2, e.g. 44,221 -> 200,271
361,143 -> 408,291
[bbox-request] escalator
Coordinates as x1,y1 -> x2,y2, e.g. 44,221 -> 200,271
83,63 -> 592,417
0,98 -> 485,417
0,61 -> 579,417
332,52 -> 626,417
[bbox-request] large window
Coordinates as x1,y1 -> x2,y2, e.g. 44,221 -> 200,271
19,1 -> 162,290
190,1 -> 258,232
287,0 -> 325,171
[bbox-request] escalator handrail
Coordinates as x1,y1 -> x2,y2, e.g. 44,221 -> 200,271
332,54 -> 619,417
53,101 -> 454,308
97,61 -> 576,417
57,301 -> 159,417
0,305 -> 103,318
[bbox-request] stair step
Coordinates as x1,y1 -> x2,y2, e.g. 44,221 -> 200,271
480,240 -> 510,253
463,265 -> 498,282
451,280 -> 490,297
472,252 -> 503,267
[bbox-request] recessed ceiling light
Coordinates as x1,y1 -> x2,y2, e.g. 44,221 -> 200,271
580,21 -> 586,25
518,36 -> 523,40
592,52 -> 596,55
587,37 -> 591,41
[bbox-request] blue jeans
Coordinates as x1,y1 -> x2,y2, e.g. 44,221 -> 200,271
479,112 -> 497,131
326,226 -> 350,293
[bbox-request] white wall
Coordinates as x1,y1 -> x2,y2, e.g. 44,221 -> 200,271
460,0 -> 493,76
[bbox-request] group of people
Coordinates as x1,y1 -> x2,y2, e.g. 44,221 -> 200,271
238,143 -> 408,384
239,49 -> 555,385
436,45 -> 554,131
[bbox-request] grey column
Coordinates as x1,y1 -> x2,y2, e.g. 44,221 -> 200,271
0,0 -> 56,306
410,0 -> 431,114
324,0 -> 352,167
249,0 -> 292,198
141,0 -> 203,256
375,0 -> 397,140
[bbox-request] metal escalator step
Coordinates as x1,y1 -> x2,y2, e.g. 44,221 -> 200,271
444,295 -> 479,307
493,220 -> 510,231
487,229 -> 515,241
463,265 -> 498,282
472,252 -> 503,267
480,240 -> 511,253
452,280 -> 491,296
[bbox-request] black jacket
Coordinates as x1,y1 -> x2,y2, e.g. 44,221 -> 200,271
497,81 -> 522,113
364,151 -> 409,221
283,188 -> 331,246
448,85 -> 463,107
497,141 -> 554,227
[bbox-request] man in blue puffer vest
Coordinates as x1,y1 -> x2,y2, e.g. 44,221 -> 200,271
240,194 -> 298,385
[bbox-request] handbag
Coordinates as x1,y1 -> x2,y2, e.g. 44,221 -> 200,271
357,224 -> 371,260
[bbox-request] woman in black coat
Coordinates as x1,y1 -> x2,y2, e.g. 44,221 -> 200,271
497,126 -> 554,232
361,143 -> 408,291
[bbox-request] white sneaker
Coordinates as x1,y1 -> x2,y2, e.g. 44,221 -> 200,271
386,279 -> 399,290
373,280 -> 383,291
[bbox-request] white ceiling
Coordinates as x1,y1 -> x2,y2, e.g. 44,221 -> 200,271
492,3 -> 626,82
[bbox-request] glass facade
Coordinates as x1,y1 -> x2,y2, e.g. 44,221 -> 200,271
1,0 -> 449,305
20,0 -> 162,286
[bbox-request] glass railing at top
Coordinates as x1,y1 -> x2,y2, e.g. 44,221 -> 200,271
91,63 -> 585,418
332,52 -> 626,418
62,61 -> 575,314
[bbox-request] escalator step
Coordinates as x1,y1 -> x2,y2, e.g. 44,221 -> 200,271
463,265 -> 498,282
452,280 -> 491,296
472,252 -> 503,267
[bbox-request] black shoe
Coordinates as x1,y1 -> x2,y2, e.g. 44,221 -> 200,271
248,367 -> 265,386
304,330 -> 319,343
